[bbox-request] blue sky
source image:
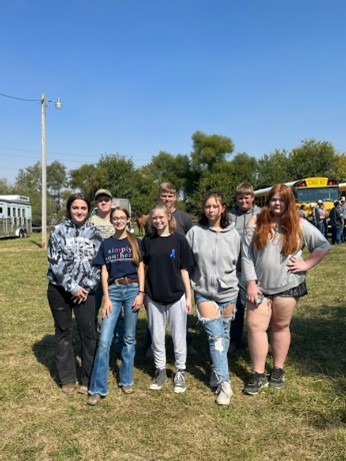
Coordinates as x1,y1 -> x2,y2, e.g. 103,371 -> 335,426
1,0 -> 346,183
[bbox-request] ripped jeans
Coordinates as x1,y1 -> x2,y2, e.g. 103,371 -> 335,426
195,293 -> 237,383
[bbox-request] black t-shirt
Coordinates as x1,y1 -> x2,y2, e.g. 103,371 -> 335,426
145,209 -> 193,236
142,232 -> 193,304
93,236 -> 141,283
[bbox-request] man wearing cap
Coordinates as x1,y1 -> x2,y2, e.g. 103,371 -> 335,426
313,200 -> 328,238
90,189 -> 124,354
90,189 -> 114,240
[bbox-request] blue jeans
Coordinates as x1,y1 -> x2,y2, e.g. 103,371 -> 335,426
195,294 -> 236,383
89,283 -> 139,395
95,282 -> 124,353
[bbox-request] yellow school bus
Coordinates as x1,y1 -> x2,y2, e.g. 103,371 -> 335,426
339,182 -> 346,198
254,177 -> 339,217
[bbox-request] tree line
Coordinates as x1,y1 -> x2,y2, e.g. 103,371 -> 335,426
1,131 -> 345,224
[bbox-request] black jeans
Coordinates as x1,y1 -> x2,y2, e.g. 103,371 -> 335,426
47,284 -> 97,386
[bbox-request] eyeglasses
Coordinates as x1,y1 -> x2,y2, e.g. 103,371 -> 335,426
97,198 -> 111,203
112,217 -> 127,222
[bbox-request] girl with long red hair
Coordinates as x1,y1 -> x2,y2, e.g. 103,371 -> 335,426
241,184 -> 329,395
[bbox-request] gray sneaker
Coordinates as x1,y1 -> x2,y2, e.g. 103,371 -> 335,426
209,369 -> 219,389
173,370 -> 186,393
269,367 -> 285,388
215,381 -> 233,405
243,372 -> 269,395
149,368 -> 168,390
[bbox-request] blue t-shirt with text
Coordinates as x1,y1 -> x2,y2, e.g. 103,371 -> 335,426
93,236 -> 141,283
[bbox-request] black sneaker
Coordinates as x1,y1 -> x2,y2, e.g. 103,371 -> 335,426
149,368 -> 168,390
269,367 -> 285,388
243,372 -> 269,395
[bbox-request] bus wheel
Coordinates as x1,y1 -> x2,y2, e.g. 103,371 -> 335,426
19,230 -> 25,238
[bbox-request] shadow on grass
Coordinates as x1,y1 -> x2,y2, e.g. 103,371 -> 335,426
29,239 -> 42,248
32,334 -> 59,385
290,303 -> 346,381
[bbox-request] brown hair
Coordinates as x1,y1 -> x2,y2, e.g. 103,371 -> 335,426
110,207 -> 142,266
253,184 -> 301,255
66,193 -> 91,219
199,190 -> 230,228
148,201 -> 177,235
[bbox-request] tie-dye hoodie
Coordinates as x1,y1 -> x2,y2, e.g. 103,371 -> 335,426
47,217 -> 102,296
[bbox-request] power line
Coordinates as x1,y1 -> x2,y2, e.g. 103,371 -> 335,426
0,92 -> 40,103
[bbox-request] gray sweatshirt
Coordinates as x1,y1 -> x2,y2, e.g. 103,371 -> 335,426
241,219 -> 330,295
186,223 -> 240,303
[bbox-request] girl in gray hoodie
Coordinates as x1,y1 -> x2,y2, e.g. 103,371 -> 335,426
186,191 -> 240,405
241,184 -> 330,395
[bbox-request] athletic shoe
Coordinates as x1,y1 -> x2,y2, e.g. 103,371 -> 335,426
269,367 -> 285,388
78,385 -> 88,395
149,368 -> 168,390
62,383 -> 76,394
87,394 -> 101,405
215,381 -> 233,405
173,370 -> 186,394
209,369 -> 219,389
121,386 -> 134,394
243,372 -> 269,395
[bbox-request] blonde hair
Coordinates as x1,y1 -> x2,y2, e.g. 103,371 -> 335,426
235,182 -> 254,197
158,182 -> 176,195
148,202 -> 176,235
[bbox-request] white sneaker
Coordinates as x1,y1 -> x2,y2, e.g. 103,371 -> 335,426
173,370 -> 186,394
215,381 -> 233,405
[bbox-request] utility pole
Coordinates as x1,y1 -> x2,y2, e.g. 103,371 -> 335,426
41,93 -> 47,250
40,93 -> 62,249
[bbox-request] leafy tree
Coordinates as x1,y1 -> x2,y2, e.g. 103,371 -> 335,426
187,131 -> 235,212
145,151 -> 191,199
47,161 -> 68,215
93,154 -> 137,200
229,153 -> 258,189
256,149 -> 291,188
288,139 -> 337,179
191,131 -> 234,172
331,153 -> 346,182
70,164 -> 98,197
0,178 -> 13,194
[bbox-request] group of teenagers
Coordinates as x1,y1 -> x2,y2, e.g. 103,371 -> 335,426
47,181 -> 330,406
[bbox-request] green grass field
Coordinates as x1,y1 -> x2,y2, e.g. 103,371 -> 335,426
1,235 -> 345,461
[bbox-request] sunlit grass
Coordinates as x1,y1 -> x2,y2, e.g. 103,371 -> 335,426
1,237 -> 345,460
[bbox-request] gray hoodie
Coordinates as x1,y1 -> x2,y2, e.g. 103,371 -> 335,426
229,205 -> 262,237
241,219 -> 330,295
186,223 -> 240,303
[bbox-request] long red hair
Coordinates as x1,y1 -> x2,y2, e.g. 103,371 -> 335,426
253,184 -> 302,255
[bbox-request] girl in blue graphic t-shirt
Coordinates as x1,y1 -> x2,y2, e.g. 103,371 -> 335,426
87,207 -> 145,405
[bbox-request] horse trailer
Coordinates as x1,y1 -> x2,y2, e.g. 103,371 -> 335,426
0,195 -> 32,239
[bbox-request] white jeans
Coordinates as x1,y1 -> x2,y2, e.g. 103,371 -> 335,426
147,294 -> 187,371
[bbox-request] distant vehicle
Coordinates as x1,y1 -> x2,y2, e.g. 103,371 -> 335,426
0,195 -> 32,239
339,182 -> 346,199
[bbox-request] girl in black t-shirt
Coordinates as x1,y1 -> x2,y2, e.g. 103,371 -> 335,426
142,202 -> 193,394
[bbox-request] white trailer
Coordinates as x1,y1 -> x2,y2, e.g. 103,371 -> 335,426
0,195 -> 32,239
